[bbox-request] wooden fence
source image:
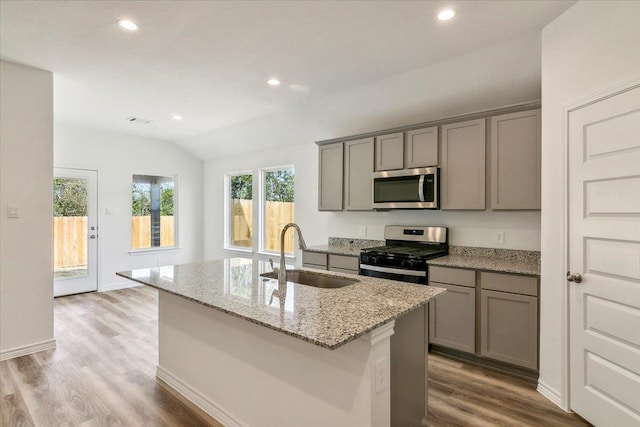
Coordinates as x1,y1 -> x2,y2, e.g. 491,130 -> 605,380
54,216 -> 176,269
131,216 -> 175,249
231,199 -> 294,253
54,202 -> 292,269
54,216 -> 87,269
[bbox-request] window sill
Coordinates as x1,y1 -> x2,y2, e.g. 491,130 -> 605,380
223,247 -> 253,255
129,247 -> 181,255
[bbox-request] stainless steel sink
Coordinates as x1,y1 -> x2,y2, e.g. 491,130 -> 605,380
260,270 -> 359,289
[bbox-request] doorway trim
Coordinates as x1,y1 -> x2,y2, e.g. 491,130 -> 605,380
53,165 -> 100,294
552,77 -> 640,413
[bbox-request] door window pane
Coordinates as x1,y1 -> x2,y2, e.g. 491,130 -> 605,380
53,178 -> 88,279
132,175 -> 175,249
263,168 -> 294,254
229,174 -> 253,249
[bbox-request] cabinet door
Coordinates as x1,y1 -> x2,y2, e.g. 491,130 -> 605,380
375,132 -> 404,171
344,138 -> 374,210
441,119 -> 486,210
406,126 -> 438,168
480,289 -> 538,370
428,282 -> 476,354
490,109 -> 541,210
318,143 -> 344,211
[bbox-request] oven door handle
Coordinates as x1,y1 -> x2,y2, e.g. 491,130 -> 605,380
360,264 -> 427,277
418,175 -> 425,202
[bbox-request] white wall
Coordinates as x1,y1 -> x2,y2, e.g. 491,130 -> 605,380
0,60 -> 55,357
54,124 -> 204,290
198,34 -> 544,260
540,0 -> 640,409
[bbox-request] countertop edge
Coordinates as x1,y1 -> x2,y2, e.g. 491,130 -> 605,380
116,271 -> 446,350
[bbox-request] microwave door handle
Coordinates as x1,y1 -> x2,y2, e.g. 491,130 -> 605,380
418,175 -> 425,202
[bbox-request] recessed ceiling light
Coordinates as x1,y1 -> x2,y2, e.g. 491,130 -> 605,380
117,20 -> 139,31
437,9 -> 456,21
267,78 -> 281,86
172,115 -> 183,121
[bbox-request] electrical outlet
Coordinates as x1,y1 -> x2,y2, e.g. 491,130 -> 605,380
496,230 -> 505,245
375,358 -> 388,393
359,225 -> 367,237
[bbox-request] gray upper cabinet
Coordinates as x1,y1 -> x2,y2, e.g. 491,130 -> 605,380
441,119 -> 486,210
318,142 -> 344,211
375,132 -> 404,171
344,137 -> 374,210
405,126 -> 438,168
490,109 -> 541,210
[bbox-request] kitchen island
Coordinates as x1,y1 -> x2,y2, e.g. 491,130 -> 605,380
117,257 -> 445,427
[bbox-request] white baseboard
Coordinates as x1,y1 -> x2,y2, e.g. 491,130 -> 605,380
537,380 -> 569,412
156,365 -> 243,427
99,281 -> 138,292
0,339 -> 57,361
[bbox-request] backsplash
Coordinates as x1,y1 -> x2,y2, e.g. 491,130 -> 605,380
449,246 -> 540,264
327,237 -> 385,251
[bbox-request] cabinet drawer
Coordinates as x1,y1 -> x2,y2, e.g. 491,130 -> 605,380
302,263 -> 328,271
429,266 -> 475,287
302,251 -> 327,267
328,254 -> 359,271
328,266 -> 359,275
480,272 -> 538,296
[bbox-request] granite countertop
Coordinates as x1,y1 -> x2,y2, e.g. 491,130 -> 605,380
427,247 -> 540,276
117,258 -> 445,350
304,238 -> 385,257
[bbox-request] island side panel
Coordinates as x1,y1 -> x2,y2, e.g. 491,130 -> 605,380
156,290 -> 394,427
390,305 -> 428,426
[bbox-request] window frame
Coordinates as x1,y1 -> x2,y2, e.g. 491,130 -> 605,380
258,165 -> 295,257
224,170 -> 254,253
129,173 -> 179,254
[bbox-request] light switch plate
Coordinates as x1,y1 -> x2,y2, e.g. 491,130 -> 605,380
7,203 -> 19,218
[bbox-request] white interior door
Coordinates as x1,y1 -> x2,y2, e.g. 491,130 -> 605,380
53,168 -> 98,296
568,84 -> 640,426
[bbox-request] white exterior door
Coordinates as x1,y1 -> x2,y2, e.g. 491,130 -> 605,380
53,168 -> 98,296
568,84 -> 640,426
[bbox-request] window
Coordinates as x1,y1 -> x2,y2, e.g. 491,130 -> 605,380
131,174 -> 175,249
225,167 -> 295,256
262,167 -> 295,255
227,172 -> 253,250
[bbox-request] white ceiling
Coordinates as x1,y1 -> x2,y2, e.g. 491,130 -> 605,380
0,0 -> 574,144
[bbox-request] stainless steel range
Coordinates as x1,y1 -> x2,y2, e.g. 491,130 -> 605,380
359,225 -> 448,284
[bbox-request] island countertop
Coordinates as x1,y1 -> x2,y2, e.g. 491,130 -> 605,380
117,258 -> 445,350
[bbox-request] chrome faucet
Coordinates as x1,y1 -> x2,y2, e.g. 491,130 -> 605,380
278,223 -> 307,286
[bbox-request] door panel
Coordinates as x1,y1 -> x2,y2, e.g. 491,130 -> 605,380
53,168 -> 98,296
569,84 -> 640,426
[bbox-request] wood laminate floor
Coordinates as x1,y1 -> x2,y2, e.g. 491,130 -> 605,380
0,286 -> 591,427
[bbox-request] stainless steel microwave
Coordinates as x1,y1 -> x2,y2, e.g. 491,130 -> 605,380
372,167 -> 440,209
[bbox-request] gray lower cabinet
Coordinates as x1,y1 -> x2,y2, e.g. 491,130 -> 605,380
302,251 -> 327,270
428,266 -> 476,354
302,251 -> 359,274
318,142 -> 344,211
428,282 -> 475,353
480,272 -> 538,370
328,254 -> 359,274
405,126 -> 438,168
441,119 -> 486,210
490,109 -> 541,210
429,266 -> 539,371
375,132 -> 404,171
480,290 -> 538,370
344,138 -> 374,210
